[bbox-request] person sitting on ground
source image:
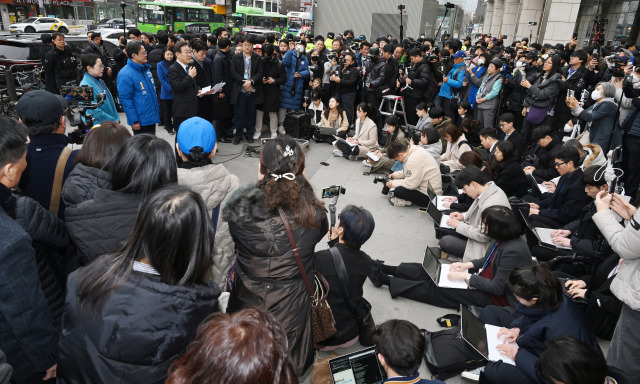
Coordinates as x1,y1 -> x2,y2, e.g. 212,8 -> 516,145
65,134 -> 177,264
541,139 -> 607,195
537,336 -> 632,384
439,165 -> 511,262
385,140 -> 442,207
478,127 -> 500,163
308,91 -> 325,127
366,116 -> 409,175
458,101 -> 481,147
416,128 -> 442,165
333,102 -> 378,160
175,117 -> 240,289
486,141 -> 529,198
373,319 -> 445,384
429,106 -> 452,152
166,308 -> 297,384
61,122 -> 132,207
440,151 -> 488,212
415,102 -> 431,131
371,206 -> 532,309
473,264 -> 600,384
527,147 -> 592,230
523,126 -> 562,183
313,205 -> 375,350
440,124 -> 473,173
58,185 -> 221,384
498,112 -> 525,160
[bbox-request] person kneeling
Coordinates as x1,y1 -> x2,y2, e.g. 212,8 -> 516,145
385,141 -> 442,207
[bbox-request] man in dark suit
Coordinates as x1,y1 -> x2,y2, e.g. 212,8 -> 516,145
213,37 -> 234,143
479,127 -> 500,165
498,112 -> 525,161
168,41 -> 199,132
189,39 -> 215,122
230,35 -> 263,144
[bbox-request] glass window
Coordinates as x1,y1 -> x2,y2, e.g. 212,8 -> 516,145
272,3 -> 277,13
265,2 -> 271,12
255,1 -> 263,10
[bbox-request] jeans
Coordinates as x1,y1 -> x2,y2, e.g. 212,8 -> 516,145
233,92 -> 256,139
340,91 -> 356,127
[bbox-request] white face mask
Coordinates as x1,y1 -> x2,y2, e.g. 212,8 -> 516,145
515,61 -> 523,68
633,74 -> 640,83
478,59 -> 485,65
564,124 -> 574,133
296,45 -> 304,54
591,90 -> 602,101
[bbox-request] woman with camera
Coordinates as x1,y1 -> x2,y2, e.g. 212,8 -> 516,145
79,53 -> 119,125
566,82 -> 618,149
369,206 -> 532,309
223,136 -> 327,376
366,115 -> 409,175
399,48 -> 432,126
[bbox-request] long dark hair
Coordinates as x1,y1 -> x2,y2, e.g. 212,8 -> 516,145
323,96 -> 345,119
385,115 -> 403,144
257,135 -> 325,228
544,55 -> 562,78
508,264 -> 563,310
487,140 -> 515,178
74,122 -> 132,169
76,185 -> 214,311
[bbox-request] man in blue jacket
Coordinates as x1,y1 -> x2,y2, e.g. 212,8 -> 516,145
277,41 -> 310,135
117,41 -> 160,135
438,50 -> 467,120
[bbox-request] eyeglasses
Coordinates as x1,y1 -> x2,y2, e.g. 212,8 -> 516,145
554,161 -> 567,167
135,50 -> 148,56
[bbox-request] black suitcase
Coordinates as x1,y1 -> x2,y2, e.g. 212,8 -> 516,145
284,112 -> 312,139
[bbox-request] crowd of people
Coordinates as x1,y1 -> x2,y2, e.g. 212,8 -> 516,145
1,24 -> 640,384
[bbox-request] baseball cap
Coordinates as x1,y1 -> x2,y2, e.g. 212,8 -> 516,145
253,44 -> 262,50
177,117 -> 216,154
16,90 -> 67,127
452,51 -> 467,59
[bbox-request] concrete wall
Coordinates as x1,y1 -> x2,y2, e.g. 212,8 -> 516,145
314,0 -> 438,40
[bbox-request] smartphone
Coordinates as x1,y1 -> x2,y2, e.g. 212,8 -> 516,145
610,177 -> 618,194
567,89 -> 575,99
418,208 -> 427,213
320,161 -> 329,166
572,32 -> 578,40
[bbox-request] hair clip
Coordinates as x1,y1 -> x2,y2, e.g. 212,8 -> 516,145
271,173 -> 296,181
283,145 -> 294,158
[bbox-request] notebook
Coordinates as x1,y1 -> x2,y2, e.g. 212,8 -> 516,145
460,305 -> 517,366
422,246 -> 469,289
328,347 -> 387,384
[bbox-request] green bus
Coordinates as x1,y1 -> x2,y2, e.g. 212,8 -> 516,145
137,1 -> 226,35
228,6 -> 288,34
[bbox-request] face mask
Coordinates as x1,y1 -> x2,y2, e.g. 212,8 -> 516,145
564,124 -> 574,133
296,46 -> 304,54
472,57 -> 479,65
633,74 -> 640,83
516,61 -> 523,68
478,59 -> 485,65
591,90 -> 601,101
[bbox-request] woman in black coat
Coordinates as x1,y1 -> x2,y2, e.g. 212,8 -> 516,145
254,44 -> 287,138
489,140 -> 529,198
400,50 -> 431,125
313,205 -> 375,350
370,206 -> 533,308
223,136 -> 328,376
58,186 -> 221,384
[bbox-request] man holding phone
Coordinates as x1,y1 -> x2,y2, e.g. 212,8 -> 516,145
554,50 -> 597,130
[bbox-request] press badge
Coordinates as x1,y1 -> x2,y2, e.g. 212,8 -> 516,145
244,73 -> 249,80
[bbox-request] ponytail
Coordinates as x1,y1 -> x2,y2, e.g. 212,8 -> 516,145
507,264 -> 563,310
185,146 -> 210,167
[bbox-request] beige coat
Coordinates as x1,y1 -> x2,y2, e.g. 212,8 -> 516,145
441,134 -> 472,171
353,117 -> 379,157
178,163 -> 240,289
390,144 -> 442,195
456,182 -> 511,262
320,110 -> 349,132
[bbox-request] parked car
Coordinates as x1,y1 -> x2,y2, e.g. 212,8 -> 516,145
9,17 -> 69,34
88,18 -> 135,31
91,28 -> 126,46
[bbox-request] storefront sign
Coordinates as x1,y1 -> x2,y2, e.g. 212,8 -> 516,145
14,0 -> 72,5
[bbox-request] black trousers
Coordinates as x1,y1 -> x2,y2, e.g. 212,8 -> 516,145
442,97 -> 458,121
160,99 -> 173,132
393,186 -> 431,207
133,124 -> 155,136
622,133 -> 640,200
389,263 -> 494,309
340,91 -> 356,127
403,95 -> 421,126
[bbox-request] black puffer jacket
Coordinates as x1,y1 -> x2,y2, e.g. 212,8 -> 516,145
0,184 -> 69,329
401,58 -> 432,99
58,265 -> 221,384
223,185 -> 327,376
65,189 -> 141,264
61,163 -> 111,207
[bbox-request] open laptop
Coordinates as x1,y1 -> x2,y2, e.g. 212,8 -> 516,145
460,305 -> 517,366
318,126 -> 337,136
427,200 -> 454,229
519,211 -> 571,250
329,346 -> 387,384
422,246 -> 469,289
426,182 -> 454,211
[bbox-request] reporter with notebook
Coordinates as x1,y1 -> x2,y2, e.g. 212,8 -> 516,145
370,207 -> 532,309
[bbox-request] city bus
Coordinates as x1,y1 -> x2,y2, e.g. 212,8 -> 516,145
286,11 -> 311,36
228,6 -> 287,34
137,0 -> 226,35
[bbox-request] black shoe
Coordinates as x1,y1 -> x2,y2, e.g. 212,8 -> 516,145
368,259 -> 386,288
165,129 -> 175,135
158,122 -> 164,127
246,138 -> 254,144
219,137 -> 231,143
232,138 -> 242,145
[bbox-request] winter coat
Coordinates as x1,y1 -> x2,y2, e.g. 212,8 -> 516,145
280,50 -> 310,109
504,65 -> 540,111
563,201 -> 611,260
472,71 -> 502,111
260,56 -> 287,112
350,117 -> 378,156
441,134 -> 472,171
523,72 -> 563,109
57,264 -> 221,384
213,50 -> 233,97
438,62 -> 466,100
191,57 -> 214,120
466,65 -> 486,108
554,65 -> 598,129
582,144 -> 607,169
116,59 -> 160,126
81,42 -> 112,73
531,138 -> 563,181
338,63 -> 359,94
230,52 -> 264,105
157,60 -> 173,100
112,45 -> 127,74
223,185 -> 327,376
401,58 -> 432,100
391,144 -> 442,195
493,158 -> 529,198
537,169 -> 592,226
0,206 -> 57,382
61,163 -> 111,208
418,142 -> 443,165
79,73 -> 119,125
363,57 -> 386,93
147,42 -> 166,90
571,98 -> 618,149
456,182 -> 511,262
433,117 -> 452,152
44,46 -> 78,91
500,129 -> 526,160
592,208 -> 640,311
65,189 -> 141,264
178,163 -> 240,289
320,110 -> 349,132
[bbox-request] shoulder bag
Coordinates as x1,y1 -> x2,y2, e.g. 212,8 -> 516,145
329,247 -> 377,346
278,207 -> 336,343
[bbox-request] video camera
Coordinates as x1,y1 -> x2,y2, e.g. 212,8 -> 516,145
606,55 -> 627,78
60,85 -> 106,144
373,176 -> 391,195
321,185 -> 346,228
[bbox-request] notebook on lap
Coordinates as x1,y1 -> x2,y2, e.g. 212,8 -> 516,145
329,347 -> 387,384
460,305 -> 517,366
422,246 -> 469,289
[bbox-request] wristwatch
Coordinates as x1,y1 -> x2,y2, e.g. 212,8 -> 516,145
465,275 -> 472,287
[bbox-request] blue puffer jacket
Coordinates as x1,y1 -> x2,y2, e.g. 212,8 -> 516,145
438,61 -> 466,100
467,65 -> 486,108
157,60 -> 173,100
116,59 -> 160,126
280,50 -> 310,110
79,73 -> 119,125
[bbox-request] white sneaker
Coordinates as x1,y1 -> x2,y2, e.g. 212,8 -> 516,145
271,132 -> 277,139
253,131 -> 262,140
278,125 -> 286,135
362,159 -> 373,167
333,149 -> 343,157
461,367 -> 484,382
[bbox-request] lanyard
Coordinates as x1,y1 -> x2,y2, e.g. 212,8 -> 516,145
480,242 -> 499,272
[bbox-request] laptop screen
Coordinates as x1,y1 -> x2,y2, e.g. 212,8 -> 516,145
427,201 -> 442,224
426,182 -> 437,201
329,347 -> 387,384
460,306 -> 489,359
519,210 -> 537,237
422,247 -> 440,282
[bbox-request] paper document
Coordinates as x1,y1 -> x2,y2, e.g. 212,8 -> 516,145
199,85 -> 211,94
537,184 -> 549,193
212,82 -> 225,93
485,324 -> 517,365
367,152 -> 380,162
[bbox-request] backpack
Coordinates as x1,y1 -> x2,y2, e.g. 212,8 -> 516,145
422,326 -> 486,380
458,140 -> 489,162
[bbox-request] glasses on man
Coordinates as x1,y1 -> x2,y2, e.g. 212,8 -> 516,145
554,161 -> 567,168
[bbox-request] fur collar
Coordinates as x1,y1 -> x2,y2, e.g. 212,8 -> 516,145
222,184 -> 272,224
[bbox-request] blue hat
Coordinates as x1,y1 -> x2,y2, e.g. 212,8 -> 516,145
177,117 -> 216,154
452,51 -> 467,59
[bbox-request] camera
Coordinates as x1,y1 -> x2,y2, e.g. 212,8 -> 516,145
373,176 -> 391,195
60,85 -> 106,145
308,64 -> 318,72
321,185 -> 346,227
445,2 -> 455,9
327,52 -> 337,61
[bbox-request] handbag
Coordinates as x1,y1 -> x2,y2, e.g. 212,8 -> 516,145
526,105 -> 548,124
329,247 -> 377,346
213,94 -> 233,120
278,207 -> 336,343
